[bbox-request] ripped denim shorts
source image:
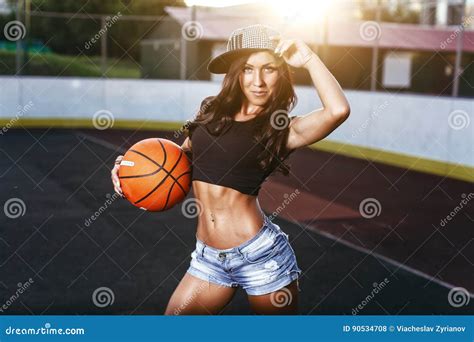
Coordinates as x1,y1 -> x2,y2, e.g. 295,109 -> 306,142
186,214 -> 302,296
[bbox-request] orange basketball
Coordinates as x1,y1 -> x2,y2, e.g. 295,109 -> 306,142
118,138 -> 192,211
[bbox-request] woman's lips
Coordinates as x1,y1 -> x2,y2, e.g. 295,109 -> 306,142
251,91 -> 267,97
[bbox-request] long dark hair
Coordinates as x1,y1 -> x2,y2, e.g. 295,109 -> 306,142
185,52 -> 297,176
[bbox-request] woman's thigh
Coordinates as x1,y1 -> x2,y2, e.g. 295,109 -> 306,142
247,280 -> 299,315
165,272 -> 237,315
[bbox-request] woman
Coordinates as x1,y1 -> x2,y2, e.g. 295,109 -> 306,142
111,25 -> 350,315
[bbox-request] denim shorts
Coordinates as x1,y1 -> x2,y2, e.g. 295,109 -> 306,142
186,214 -> 302,296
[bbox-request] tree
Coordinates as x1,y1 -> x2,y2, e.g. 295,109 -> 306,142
3,0 -> 185,57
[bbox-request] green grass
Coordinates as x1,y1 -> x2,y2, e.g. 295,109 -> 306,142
0,50 -> 140,78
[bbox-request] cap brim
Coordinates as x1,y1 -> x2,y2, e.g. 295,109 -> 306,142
207,48 -> 275,74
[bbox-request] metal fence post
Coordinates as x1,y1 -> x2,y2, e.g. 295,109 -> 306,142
15,0 -> 23,75
370,0 -> 381,92
101,15 -> 108,75
452,0 -> 466,97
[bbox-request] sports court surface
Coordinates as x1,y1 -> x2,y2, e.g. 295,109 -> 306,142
0,127 -> 472,314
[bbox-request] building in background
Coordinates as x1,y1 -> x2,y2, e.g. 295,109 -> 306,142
140,1 -> 474,98
0,0 -> 10,14
419,0 -> 473,26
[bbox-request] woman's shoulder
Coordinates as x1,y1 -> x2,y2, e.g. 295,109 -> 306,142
184,119 -> 200,139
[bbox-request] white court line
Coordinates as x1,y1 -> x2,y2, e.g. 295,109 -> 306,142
77,132 -> 127,154
304,225 -> 474,297
77,131 -> 474,297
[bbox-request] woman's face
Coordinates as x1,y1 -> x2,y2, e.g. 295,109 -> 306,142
239,51 -> 281,108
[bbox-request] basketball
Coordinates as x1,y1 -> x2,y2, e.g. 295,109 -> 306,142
118,138 -> 192,211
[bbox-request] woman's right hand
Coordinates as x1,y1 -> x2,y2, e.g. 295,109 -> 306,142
111,155 -> 124,197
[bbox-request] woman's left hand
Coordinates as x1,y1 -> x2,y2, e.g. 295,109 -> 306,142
272,38 -> 316,69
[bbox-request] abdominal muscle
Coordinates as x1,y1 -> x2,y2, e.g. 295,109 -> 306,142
192,180 -> 265,249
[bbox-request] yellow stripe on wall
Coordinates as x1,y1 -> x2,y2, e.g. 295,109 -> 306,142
0,118 -> 184,131
1,118 -> 472,183
312,140 -> 473,183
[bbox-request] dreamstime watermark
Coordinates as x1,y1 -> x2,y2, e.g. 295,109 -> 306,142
351,97 -> 394,139
0,278 -> 34,313
181,197 -> 204,219
359,197 -> 382,219
3,198 -> 26,219
448,110 -> 470,130
268,189 -> 300,221
1,101 -> 34,136
173,281 -> 230,314
3,20 -> 26,41
270,109 -> 291,130
447,287 -> 470,308
359,21 -> 381,42
84,12 -> 122,50
181,21 -> 203,41
92,109 -> 115,130
173,120 -> 193,139
270,287 -> 293,308
4,323 -> 85,336
439,193 -> 473,228
92,287 -> 115,308
352,278 -> 390,315
173,282 -> 207,315
84,193 -> 120,227
440,16 -> 474,49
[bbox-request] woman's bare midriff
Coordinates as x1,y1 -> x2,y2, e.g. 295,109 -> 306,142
192,180 -> 265,249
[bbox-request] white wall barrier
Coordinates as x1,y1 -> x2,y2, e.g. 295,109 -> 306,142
0,76 -> 472,167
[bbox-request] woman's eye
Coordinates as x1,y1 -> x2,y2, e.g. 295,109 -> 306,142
243,67 -> 252,73
264,67 -> 276,73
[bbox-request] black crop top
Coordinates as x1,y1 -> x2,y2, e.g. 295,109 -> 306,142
186,116 -> 295,196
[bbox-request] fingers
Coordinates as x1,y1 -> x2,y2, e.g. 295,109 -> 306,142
115,155 -> 124,165
269,35 -> 281,46
111,171 -> 123,197
114,185 -> 123,198
274,39 -> 294,57
111,156 -> 124,198
273,36 -> 285,55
